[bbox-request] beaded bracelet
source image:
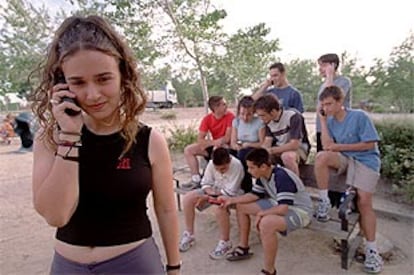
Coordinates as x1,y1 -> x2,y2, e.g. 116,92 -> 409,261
55,152 -> 79,162
58,140 -> 82,147
55,142 -> 79,162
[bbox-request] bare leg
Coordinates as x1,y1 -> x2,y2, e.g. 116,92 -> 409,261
314,151 -> 342,189
215,207 -> 231,241
236,202 -> 261,247
259,215 -> 286,273
281,151 -> 300,176
357,190 -> 376,241
182,190 -> 204,234
184,143 -> 207,176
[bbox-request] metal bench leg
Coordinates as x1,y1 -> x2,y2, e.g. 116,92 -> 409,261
174,178 -> 182,211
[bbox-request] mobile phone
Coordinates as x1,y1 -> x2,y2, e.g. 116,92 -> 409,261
54,73 -> 81,116
208,197 -> 222,205
319,109 -> 326,116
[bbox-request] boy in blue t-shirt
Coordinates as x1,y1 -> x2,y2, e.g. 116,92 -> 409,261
315,85 -> 383,274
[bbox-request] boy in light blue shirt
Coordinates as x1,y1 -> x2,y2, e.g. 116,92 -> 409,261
314,85 -> 383,274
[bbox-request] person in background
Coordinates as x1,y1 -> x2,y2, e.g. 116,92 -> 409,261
181,95 -> 235,190
179,148 -> 244,260
316,53 -> 352,152
253,62 -> 304,113
0,114 -> 15,144
314,85 -> 383,273
30,15 -> 180,274
255,94 -> 310,176
230,95 -> 265,192
221,148 -> 312,275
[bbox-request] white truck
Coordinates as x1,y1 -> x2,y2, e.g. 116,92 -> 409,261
146,81 -> 178,109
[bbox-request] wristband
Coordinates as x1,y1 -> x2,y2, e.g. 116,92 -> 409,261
55,152 -> 79,162
58,141 -> 82,147
165,261 -> 181,271
59,130 -> 82,136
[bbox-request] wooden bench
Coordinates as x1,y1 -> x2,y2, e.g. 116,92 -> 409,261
173,164 -> 361,270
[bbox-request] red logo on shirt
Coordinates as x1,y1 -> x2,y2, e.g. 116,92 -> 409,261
117,158 -> 131,170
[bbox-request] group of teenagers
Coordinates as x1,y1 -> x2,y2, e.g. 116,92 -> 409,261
178,56 -> 383,275
30,14 -> 383,275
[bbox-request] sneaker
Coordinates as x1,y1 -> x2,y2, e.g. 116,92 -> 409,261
209,240 -> 232,260
364,249 -> 383,274
180,180 -> 201,191
314,199 -> 331,222
179,231 -> 195,252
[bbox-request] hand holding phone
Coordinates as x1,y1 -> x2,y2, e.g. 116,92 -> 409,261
319,109 -> 326,116
208,196 -> 223,205
54,73 -> 81,116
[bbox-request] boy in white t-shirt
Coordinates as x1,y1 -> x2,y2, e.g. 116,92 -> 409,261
179,147 -> 244,260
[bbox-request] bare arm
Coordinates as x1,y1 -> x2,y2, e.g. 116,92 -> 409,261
269,139 -> 300,155
221,192 -> 259,207
149,129 -> 180,267
325,141 -> 376,152
230,126 -> 241,150
244,126 -> 268,148
32,130 -> 79,227
252,79 -> 272,100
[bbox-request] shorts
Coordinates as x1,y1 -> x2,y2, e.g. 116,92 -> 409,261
271,147 -> 308,165
336,154 -> 380,193
256,199 -> 311,236
50,237 -> 164,274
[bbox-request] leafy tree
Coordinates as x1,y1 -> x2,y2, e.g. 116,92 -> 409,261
0,0 -> 56,97
285,58 -> 321,111
369,32 -> 414,112
209,23 -> 279,103
339,52 -> 375,108
146,0 -> 228,112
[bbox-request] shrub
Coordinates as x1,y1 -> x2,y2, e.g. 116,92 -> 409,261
375,118 -> 414,202
166,123 -> 198,152
160,110 -> 177,120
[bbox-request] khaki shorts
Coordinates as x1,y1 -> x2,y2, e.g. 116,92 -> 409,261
271,147 -> 308,165
256,199 -> 311,236
336,154 -> 380,193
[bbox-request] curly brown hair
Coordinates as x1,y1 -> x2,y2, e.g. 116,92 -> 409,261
30,15 -> 147,157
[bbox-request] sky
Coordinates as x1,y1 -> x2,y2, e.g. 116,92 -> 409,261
213,0 -> 413,67
5,0 -> 413,68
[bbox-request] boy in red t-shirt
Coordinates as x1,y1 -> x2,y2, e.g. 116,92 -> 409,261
181,96 -> 235,189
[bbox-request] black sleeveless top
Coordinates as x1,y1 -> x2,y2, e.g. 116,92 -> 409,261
56,124 -> 153,246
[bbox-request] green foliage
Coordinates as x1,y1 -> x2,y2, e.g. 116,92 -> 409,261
285,59 -> 321,111
160,110 -> 177,120
0,0 -> 55,97
376,119 -> 414,202
166,123 -> 198,152
208,23 -> 280,103
369,32 -> 414,113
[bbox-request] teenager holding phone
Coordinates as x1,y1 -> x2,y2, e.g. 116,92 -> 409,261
30,15 -> 180,274
316,53 -> 352,152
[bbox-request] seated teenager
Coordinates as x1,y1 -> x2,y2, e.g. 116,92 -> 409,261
230,96 -> 265,192
220,148 -> 313,275
254,94 -> 310,176
182,96 -> 235,190
179,148 -> 244,260
314,85 -> 383,273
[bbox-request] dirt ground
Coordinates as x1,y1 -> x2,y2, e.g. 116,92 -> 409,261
0,107 -> 413,274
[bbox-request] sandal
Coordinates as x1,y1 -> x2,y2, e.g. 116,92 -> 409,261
226,246 -> 253,261
260,268 -> 277,275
